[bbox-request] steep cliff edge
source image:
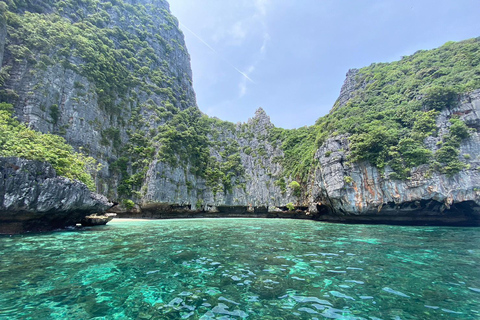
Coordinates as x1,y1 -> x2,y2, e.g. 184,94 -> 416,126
310,91 -> 480,225
307,38 -> 480,225
131,107 -> 297,217
0,0 -> 301,216
1,0 -> 480,225
0,0 -> 195,198
0,157 -> 112,233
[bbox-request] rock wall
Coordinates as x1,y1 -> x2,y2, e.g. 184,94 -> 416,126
309,90 -> 480,225
0,4 -> 7,68
0,0 -> 195,197
0,1 -> 297,214
0,157 -> 112,233
141,108 -> 297,212
2,1 -> 480,225
334,68 -> 359,109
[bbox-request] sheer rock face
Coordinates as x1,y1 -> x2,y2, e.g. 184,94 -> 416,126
0,1 -> 295,211
0,9 -> 6,68
142,107 -> 296,211
309,90 -> 480,225
3,1 -> 480,225
0,157 -> 112,233
0,0 -> 195,197
334,69 -> 359,109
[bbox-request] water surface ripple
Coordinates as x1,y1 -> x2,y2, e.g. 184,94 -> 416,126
1,218 -> 479,319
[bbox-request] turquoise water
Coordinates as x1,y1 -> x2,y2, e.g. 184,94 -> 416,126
0,219 -> 479,319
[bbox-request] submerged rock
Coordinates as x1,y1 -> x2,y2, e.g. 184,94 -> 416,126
0,157 -> 112,234
170,251 -> 197,263
251,275 -> 287,299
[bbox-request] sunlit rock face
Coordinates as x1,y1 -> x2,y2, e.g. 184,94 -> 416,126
0,157 -> 112,234
0,0 -> 195,198
0,1 -> 296,212
309,90 -> 480,225
141,107 -> 296,211
334,68 -> 360,109
2,1 -> 480,225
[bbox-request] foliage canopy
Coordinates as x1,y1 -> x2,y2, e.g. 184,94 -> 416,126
0,103 -> 98,189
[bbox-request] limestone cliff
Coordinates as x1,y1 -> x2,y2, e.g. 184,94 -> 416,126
309,89 -> 480,225
0,0 -> 298,216
2,0 -> 480,225
333,68 -> 360,109
140,107 -> 297,215
0,0 -> 195,197
0,157 -> 111,233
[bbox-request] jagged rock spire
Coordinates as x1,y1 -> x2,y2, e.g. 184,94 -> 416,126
248,107 -> 273,129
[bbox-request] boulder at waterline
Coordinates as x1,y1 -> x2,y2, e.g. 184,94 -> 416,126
0,157 -> 112,234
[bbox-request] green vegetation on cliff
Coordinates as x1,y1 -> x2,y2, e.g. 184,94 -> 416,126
2,0 -> 479,205
0,103 -> 98,189
269,126 -> 317,183
3,0 -> 183,114
116,36 -> 480,193
320,38 -> 479,175
114,107 -> 245,198
1,0 -> 248,201
278,38 -> 479,182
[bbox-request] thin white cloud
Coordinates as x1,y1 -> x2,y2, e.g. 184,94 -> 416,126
180,1 -> 271,97
260,32 -> 270,56
180,22 -> 217,53
233,64 -> 255,84
211,0 -> 270,47
232,0 -> 270,98
180,22 -> 255,84
239,65 -> 255,97
234,1 -> 271,97
239,80 -> 247,97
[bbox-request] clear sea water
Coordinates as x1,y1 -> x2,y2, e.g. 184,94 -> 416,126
0,218 -> 479,320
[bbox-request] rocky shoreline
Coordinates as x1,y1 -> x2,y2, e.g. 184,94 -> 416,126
112,209 -> 314,221
103,89 -> 480,228
306,90 -> 480,227
81,213 -> 117,226
1,152 -> 478,234
0,157 -> 112,234
108,203 -> 480,226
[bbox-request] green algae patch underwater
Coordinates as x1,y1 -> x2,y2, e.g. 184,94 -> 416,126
0,219 -> 479,319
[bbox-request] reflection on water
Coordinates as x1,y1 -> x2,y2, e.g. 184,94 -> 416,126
0,218 -> 479,319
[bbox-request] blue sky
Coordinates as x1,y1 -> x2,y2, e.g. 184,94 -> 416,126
168,0 -> 480,129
